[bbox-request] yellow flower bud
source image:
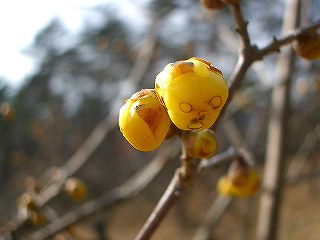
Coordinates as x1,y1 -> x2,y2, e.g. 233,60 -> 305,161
18,192 -> 37,210
200,0 -> 226,10
184,129 -> 218,159
29,210 -> 47,226
155,57 -> 228,131
0,103 -> 15,122
221,0 -> 241,4
119,89 -> 171,152
65,177 -> 87,201
217,169 -> 260,197
292,32 -> 320,60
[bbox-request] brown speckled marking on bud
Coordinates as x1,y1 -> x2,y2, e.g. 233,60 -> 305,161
209,96 -> 222,109
192,57 -> 223,76
188,122 -> 203,130
179,102 -> 193,113
131,89 -> 152,101
198,137 -> 212,158
198,110 -> 207,120
171,62 -> 194,79
136,107 -> 162,139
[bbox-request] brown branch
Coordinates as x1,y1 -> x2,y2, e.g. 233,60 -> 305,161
134,170 -> 182,240
287,125 -> 319,183
229,4 -> 251,49
134,140 -> 197,240
192,195 -> 233,240
258,19 -> 320,57
197,148 -> 239,171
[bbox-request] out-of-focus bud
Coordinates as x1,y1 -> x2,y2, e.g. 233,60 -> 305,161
217,160 -> 260,197
184,129 -> 218,159
292,31 -> 320,60
29,210 -> 46,226
221,0 -> 241,4
64,177 -> 87,202
200,0 -> 226,10
0,103 -> 15,122
18,192 -> 37,211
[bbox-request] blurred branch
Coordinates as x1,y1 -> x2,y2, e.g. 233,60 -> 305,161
134,168 -> 181,240
287,125 -> 319,183
258,19 -> 320,57
198,148 -> 240,171
26,142 -> 177,240
192,195 -> 233,240
256,0 -> 301,239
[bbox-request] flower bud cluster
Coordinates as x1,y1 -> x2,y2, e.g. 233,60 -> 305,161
119,58 -> 228,153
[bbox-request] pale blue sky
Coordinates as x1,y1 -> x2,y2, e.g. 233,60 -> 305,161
0,0 -> 147,89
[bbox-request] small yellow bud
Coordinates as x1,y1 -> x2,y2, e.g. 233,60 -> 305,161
200,0 -> 226,10
0,103 -> 15,122
184,129 -> 218,159
292,32 -> 320,60
29,210 -> 46,226
155,57 -> 228,131
217,168 -> 260,197
18,192 -> 37,210
221,0 -> 241,4
65,178 -> 87,201
119,89 -> 171,151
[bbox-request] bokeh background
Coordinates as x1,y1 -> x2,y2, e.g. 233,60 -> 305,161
0,0 -> 319,239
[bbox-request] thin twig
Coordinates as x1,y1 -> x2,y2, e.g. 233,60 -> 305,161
134,170 -> 181,240
192,195 -> 233,240
287,127 -> 318,183
229,4 -> 251,49
197,148 -> 239,171
259,19 -> 320,57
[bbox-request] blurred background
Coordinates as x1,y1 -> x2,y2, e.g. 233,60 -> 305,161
0,0 -> 319,239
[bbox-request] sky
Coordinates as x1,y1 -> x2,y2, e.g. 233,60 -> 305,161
0,0 -> 144,90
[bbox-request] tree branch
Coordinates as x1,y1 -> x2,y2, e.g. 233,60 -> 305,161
192,195 -> 233,240
134,169 -> 181,240
259,19 -> 320,57
229,4 -> 251,49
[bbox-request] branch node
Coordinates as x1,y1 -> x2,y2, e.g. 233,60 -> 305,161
272,37 -> 281,52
